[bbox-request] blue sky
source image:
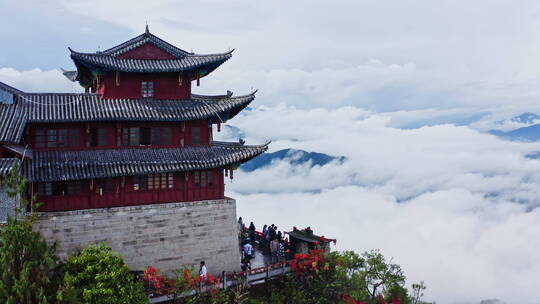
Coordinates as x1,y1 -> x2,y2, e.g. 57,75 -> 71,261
0,1 -> 130,70
3,1 -> 540,303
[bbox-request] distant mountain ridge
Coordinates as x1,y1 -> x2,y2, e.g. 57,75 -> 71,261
490,112 -> 540,142
490,124 -> 540,142
241,149 -> 345,172
511,112 -> 540,124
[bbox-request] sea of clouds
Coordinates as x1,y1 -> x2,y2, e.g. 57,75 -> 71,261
216,106 -> 540,304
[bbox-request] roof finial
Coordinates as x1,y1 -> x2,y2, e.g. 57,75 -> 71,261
145,21 -> 149,33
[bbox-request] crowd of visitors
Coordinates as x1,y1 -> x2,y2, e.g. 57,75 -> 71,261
238,217 -> 291,269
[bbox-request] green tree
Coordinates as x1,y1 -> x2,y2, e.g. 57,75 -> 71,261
0,164 -> 63,304
360,250 -> 407,303
341,250 -> 409,304
0,217 -> 61,304
58,243 -> 148,304
270,249 -> 414,304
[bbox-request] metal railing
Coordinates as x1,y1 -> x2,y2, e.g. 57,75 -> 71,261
149,262 -> 291,303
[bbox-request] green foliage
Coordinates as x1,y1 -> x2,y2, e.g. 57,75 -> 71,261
0,217 -> 60,304
0,162 -> 26,199
272,249 -> 415,304
356,249 -> 407,303
58,243 -> 147,304
0,164 -> 62,304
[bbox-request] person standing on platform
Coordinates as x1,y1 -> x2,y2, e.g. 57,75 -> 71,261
270,238 -> 279,262
261,224 -> 268,248
269,225 -> 276,241
240,258 -> 251,271
199,261 -> 207,278
277,240 -> 285,260
238,217 -> 244,232
262,224 -> 268,238
248,222 -> 256,243
243,241 -> 253,259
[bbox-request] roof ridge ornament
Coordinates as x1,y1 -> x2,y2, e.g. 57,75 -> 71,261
145,22 -> 149,34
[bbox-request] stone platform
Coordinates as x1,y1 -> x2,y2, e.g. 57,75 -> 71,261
33,198 -> 241,275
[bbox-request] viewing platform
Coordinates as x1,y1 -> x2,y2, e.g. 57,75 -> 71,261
148,222 -> 335,303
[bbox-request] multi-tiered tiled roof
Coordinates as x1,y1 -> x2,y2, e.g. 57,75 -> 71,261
0,84 -> 267,181
0,89 -> 256,145
70,49 -> 232,74
0,30 -> 268,184
67,29 -> 232,85
24,141 -> 267,182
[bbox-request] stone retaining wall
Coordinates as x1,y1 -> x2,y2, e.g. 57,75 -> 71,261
33,198 -> 241,275
0,190 -> 18,223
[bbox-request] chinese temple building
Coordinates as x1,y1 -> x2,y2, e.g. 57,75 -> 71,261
0,28 -> 267,274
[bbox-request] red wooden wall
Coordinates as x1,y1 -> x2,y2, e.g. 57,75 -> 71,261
34,169 -> 225,212
101,72 -> 191,100
117,43 -> 176,60
25,120 -> 212,151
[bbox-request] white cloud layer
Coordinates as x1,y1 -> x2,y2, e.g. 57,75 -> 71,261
0,68 -> 78,93
216,106 -> 540,304
54,0 -> 540,115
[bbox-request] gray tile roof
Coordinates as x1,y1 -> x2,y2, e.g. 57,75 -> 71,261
61,69 -> 78,82
0,104 -> 27,144
20,91 -> 255,123
0,82 -> 24,95
24,141 -> 268,182
102,31 -> 194,58
0,158 -> 19,176
70,50 -> 232,73
0,90 -> 255,144
69,31 -> 232,73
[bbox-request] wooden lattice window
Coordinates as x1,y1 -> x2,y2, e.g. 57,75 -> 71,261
123,128 -> 140,146
148,173 -> 173,190
141,81 -> 154,98
123,127 -> 153,146
36,181 -> 81,196
194,171 -> 213,187
36,182 -> 52,196
36,129 -> 80,148
90,128 -> 108,147
151,127 -> 172,145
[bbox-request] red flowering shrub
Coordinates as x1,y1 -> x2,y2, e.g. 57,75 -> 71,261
342,293 -> 367,304
143,266 -> 176,295
290,249 -> 332,276
143,265 -> 222,296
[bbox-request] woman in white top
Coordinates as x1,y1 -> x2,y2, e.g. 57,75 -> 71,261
199,261 -> 207,278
